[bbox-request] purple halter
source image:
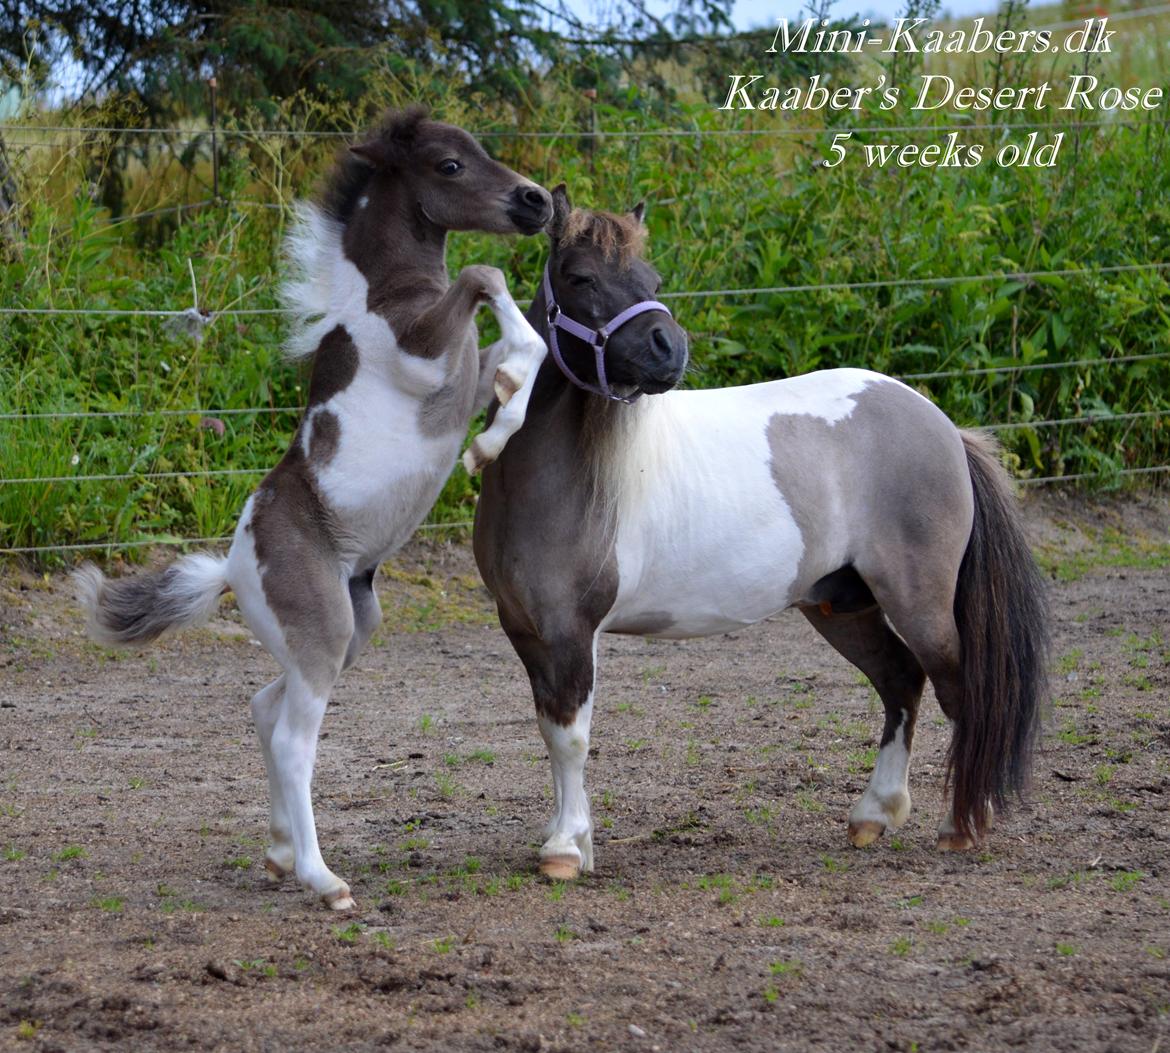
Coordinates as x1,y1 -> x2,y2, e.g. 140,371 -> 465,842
542,264 -> 674,403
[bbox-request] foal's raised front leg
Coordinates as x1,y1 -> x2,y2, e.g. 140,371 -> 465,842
460,271 -> 548,474
507,625 -> 598,880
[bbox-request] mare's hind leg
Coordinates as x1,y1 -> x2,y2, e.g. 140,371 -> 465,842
861,569 -> 977,851
801,606 -> 926,847
505,622 -> 597,881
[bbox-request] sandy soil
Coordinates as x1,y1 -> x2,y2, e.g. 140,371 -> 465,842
0,494 -> 1168,1052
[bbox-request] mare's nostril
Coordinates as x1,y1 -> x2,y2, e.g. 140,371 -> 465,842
522,187 -> 549,210
651,326 -> 673,358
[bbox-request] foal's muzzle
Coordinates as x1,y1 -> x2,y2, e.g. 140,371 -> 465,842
507,185 -> 553,234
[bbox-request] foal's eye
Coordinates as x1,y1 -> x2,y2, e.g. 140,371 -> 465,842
566,273 -> 595,289
436,159 -> 463,176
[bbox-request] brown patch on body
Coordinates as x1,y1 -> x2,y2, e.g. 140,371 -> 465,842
308,325 -> 360,406
765,380 -> 972,601
307,409 -> 342,465
250,448 -> 353,688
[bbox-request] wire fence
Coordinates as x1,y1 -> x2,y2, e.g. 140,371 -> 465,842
3,95 -> 1169,559
2,261 -> 1168,321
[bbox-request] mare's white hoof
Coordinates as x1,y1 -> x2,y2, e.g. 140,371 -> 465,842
936,831 -> 977,852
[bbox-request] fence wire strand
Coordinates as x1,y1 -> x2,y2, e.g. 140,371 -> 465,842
2,261 -> 1167,321
0,520 -> 475,556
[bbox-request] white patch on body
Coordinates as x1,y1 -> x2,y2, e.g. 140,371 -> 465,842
603,369 -> 889,638
276,202 -> 465,569
849,723 -> 912,830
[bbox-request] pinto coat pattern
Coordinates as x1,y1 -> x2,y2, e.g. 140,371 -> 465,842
76,108 -> 552,910
474,190 -> 1050,880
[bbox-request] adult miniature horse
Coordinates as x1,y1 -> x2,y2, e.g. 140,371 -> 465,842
77,108 -> 552,910
473,186 -> 1049,881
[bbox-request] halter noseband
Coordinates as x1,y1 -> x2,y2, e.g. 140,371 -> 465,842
542,265 -> 674,403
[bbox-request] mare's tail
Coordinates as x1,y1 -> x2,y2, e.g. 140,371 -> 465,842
75,554 -> 229,647
948,431 -> 1050,840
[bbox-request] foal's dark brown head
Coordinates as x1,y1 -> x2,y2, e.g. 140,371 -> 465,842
545,185 -> 688,396
330,107 -> 552,236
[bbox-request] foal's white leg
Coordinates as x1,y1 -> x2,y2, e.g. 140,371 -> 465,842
250,674 -> 296,878
464,348 -> 543,474
482,291 -> 547,405
537,692 -> 595,881
848,724 -> 913,847
270,670 -> 353,910
462,292 -> 548,474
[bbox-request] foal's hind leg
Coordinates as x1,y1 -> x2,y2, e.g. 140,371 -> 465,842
342,568 -> 382,671
802,607 -> 926,847
231,540 -> 356,907
250,674 -> 295,878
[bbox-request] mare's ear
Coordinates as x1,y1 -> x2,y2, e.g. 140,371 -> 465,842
549,183 -> 572,241
630,201 -> 646,224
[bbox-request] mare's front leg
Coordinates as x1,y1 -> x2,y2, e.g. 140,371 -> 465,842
506,623 -> 598,881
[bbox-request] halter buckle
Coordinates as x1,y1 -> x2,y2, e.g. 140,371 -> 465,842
547,302 -> 560,325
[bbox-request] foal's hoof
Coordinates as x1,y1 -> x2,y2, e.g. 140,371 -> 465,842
539,855 -> 582,881
323,885 -> 356,912
264,857 -> 291,882
462,442 -> 489,476
848,820 -> 887,849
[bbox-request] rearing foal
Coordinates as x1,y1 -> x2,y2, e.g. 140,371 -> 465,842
78,108 -> 552,910
474,187 -> 1049,881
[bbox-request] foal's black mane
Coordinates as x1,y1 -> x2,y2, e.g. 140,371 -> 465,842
321,106 -> 429,224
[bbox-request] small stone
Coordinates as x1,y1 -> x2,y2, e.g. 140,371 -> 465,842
628,1024 -> 647,1038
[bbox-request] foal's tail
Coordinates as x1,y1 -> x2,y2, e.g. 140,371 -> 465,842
74,554 -> 229,647
949,431 -> 1050,841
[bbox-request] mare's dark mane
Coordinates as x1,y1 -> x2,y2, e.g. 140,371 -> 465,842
560,208 -> 647,263
320,106 -> 429,224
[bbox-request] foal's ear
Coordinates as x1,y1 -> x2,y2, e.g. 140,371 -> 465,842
349,139 -> 391,169
630,201 -> 646,224
549,183 -> 572,241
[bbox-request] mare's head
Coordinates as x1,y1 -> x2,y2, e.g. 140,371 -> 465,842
334,107 -> 552,236
544,185 -> 688,397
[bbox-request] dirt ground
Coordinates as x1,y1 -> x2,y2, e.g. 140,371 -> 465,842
1,493 -> 1168,1053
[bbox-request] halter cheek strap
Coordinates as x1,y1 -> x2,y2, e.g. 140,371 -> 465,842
542,265 -> 674,403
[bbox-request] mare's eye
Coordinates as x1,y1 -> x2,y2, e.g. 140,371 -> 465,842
567,273 -> 596,288
437,159 -> 463,176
